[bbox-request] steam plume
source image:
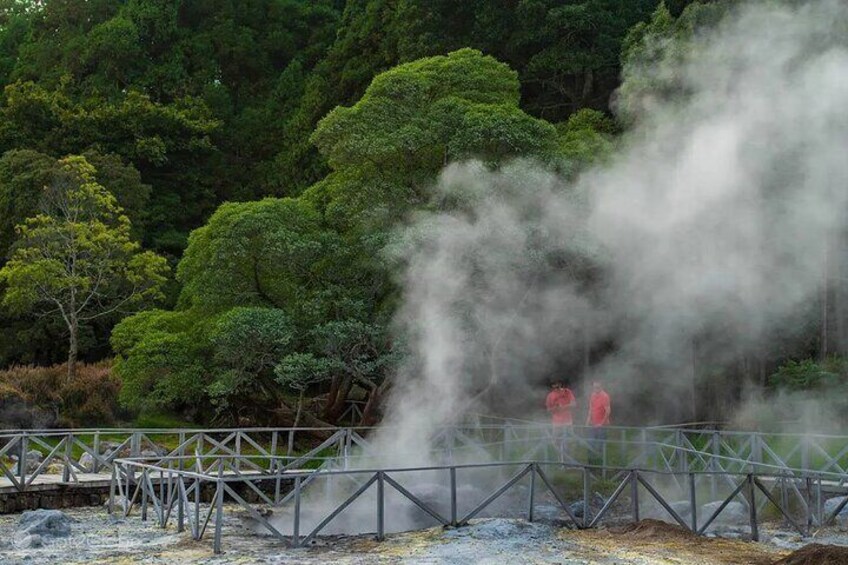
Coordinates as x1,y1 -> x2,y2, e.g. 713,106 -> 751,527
376,0 -> 848,461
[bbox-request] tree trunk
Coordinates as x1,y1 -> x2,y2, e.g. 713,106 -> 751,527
274,401 -> 334,441
293,389 -> 305,428
67,319 -> 78,381
323,374 -> 342,418
359,381 -> 390,427
581,68 -> 595,105
325,374 -> 353,422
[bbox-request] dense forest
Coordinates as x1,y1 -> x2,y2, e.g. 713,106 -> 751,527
0,0 -> 844,429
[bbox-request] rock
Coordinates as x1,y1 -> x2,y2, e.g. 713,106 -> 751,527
106,496 -> 129,514
444,518 -> 552,541
700,500 -> 747,525
568,501 -> 585,518
11,449 -> 44,474
593,492 -> 607,507
670,501 -> 693,519
100,441 -> 130,457
14,533 -> 43,549
641,500 -> 692,522
45,463 -> 64,474
18,509 -> 74,538
237,506 -> 274,532
823,496 -> 848,529
140,449 -> 161,459
79,452 -> 95,472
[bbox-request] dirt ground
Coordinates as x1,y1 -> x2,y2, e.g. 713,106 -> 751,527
565,519 -> 787,564
771,543 -> 848,565
3,506 -> 847,564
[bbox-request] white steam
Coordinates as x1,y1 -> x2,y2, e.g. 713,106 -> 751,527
273,0 -> 848,537
375,0 -> 848,463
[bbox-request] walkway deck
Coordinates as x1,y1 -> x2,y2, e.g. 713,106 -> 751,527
0,473 -> 112,494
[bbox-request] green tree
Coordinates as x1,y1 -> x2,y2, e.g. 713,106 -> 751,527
306,48 -> 559,232
112,50 -> 582,425
0,81 -> 219,253
207,307 -> 296,419
0,155 -> 168,379
556,108 -> 617,172
0,149 -> 55,257
0,148 -> 150,258
617,1 -> 728,123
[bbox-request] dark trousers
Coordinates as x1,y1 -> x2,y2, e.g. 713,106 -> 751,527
588,426 -> 606,465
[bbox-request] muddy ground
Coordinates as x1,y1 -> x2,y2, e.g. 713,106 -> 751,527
1,506 -> 847,564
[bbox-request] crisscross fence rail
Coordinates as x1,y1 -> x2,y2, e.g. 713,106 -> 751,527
109,453 -> 848,554
3,424 -> 848,495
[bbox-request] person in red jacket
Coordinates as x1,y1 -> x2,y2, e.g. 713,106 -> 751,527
546,381 -> 576,426
546,381 -> 576,458
586,381 -> 611,464
586,381 -> 611,428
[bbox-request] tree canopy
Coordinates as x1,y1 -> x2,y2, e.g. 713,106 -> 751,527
0,155 -> 168,378
11,0 -> 829,430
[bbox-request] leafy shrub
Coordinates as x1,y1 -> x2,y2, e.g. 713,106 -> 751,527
768,357 -> 848,391
0,361 -> 122,427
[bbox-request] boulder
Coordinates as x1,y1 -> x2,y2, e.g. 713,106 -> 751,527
11,449 -> 44,474
641,500 -> 693,522
106,495 -> 129,514
823,496 -> 848,529
100,440 -> 122,451
45,463 -> 64,474
140,449 -> 161,459
670,501 -> 693,520
566,494 -> 607,520
18,509 -> 74,538
14,533 -> 43,549
568,501 -> 585,518
100,441 -> 130,457
701,500 -> 747,525
79,452 -> 95,472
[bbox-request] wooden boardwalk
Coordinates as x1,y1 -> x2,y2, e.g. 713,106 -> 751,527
0,468 -> 282,495
0,472 -> 113,494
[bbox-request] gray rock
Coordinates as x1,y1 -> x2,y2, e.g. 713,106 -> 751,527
824,496 -> 848,529
565,494 -> 606,520
11,449 -> 44,474
18,509 -> 74,538
100,441 -> 129,457
79,452 -> 95,472
140,449 -> 161,459
568,501 -> 585,518
670,501 -> 693,520
701,500 -> 747,525
106,495 -> 129,513
593,492 -> 607,507
642,500 -> 692,522
14,533 -> 43,549
443,518 -> 552,541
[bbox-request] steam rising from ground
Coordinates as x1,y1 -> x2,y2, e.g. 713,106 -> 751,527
376,0 -> 848,464
276,0 -> 848,536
